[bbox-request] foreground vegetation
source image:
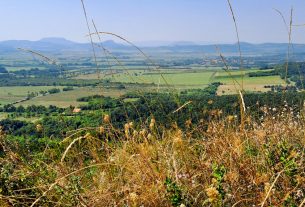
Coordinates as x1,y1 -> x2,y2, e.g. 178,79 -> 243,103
0,105 -> 304,206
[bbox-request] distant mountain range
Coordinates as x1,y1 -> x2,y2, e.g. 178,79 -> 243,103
0,37 -> 305,55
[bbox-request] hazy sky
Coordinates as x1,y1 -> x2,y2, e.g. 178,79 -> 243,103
0,0 -> 305,44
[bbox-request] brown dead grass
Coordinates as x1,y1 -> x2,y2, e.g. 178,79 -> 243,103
0,111 -> 304,206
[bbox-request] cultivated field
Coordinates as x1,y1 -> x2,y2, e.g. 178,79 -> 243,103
74,68 -> 286,92
16,87 -> 128,107
0,86 -> 64,105
0,68 -> 287,107
213,70 -> 286,94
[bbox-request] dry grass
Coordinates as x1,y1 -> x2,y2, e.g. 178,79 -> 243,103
0,110 -> 304,206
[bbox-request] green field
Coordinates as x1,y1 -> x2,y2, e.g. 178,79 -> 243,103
16,87 -> 128,107
74,68 -> 286,91
75,69 -> 216,86
113,71 -> 215,86
0,86 -> 64,105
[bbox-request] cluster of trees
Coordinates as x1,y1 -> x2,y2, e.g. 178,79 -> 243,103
0,110 -> 102,139
0,104 -> 64,115
77,95 -> 105,102
110,90 -> 305,128
12,67 -> 61,78
63,86 -> 74,91
182,82 -> 222,96
275,62 -> 305,89
48,88 -> 61,94
264,85 -> 297,92
248,70 -> 278,77
79,96 -> 122,110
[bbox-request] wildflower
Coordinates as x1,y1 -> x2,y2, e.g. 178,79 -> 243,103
208,100 -> 214,105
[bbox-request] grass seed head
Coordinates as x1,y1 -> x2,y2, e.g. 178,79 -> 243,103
205,186 -> 219,202
103,114 -> 110,123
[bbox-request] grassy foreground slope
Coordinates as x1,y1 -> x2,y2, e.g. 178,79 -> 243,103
0,110 -> 304,206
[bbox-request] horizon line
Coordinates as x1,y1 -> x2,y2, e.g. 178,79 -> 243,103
0,37 -> 305,46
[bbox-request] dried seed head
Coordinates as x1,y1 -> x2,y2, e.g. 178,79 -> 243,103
133,130 -> 138,137
149,118 -> 155,129
217,109 -> 223,116
149,122 -> 154,130
205,187 -> 219,202
124,123 -> 130,130
84,133 -> 92,139
185,119 -> 192,128
129,192 -> 138,201
129,122 -> 134,128
36,124 -> 43,132
264,182 -> 271,193
147,133 -> 153,140
139,129 -> 147,136
103,114 -> 110,123
227,115 -> 234,123
99,126 -> 105,134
